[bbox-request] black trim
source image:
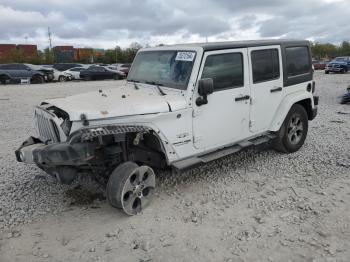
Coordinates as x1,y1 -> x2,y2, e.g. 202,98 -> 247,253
313,96 -> 319,106
311,108 -> 318,120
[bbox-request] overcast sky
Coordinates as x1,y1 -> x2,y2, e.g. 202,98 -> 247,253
0,0 -> 348,49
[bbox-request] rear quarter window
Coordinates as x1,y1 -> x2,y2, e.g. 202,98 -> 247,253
286,46 -> 311,77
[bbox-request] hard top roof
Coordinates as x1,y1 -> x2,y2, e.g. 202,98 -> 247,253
160,39 -> 310,51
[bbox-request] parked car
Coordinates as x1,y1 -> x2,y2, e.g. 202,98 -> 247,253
115,63 -> 131,76
80,66 -> 125,80
15,40 -> 318,216
312,60 -> 327,70
53,69 -> 73,82
325,57 -> 350,74
0,63 -> 47,84
52,63 -> 85,72
63,67 -> 87,80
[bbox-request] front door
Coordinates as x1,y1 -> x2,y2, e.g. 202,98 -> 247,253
248,46 -> 284,133
193,49 -> 250,150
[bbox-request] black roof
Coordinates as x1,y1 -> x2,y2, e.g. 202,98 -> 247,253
171,39 -> 310,51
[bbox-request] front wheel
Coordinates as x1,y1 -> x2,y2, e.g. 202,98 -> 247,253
31,75 -> 44,84
272,104 -> 308,153
325,70 -> 329,74
107,162 -> 156,216
58,75 -> 66,82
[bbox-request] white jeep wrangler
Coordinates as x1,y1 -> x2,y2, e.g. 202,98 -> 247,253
16,40 -> 318,215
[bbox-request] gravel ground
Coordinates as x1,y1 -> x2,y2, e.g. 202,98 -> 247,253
0,72 -> 349,262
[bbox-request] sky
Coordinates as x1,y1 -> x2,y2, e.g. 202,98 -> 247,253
0,0 -> 348,49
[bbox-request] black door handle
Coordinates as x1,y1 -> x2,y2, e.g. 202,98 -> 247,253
270,87 -> 283,93
235,95 -> 250,102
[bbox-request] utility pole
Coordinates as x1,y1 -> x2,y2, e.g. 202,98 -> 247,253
115,45 -> 118,64
47,27 -> 54,63
48,27 -> 53,51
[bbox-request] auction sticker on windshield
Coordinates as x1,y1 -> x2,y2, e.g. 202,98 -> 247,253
175,52 -> 195,61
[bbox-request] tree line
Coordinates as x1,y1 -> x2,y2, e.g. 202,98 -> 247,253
0,42 -> 144,65
1,41 -> 350,65
311,41 -> 350,60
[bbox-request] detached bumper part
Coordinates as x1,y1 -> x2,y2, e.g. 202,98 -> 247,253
16,136 -> 90,167
15,137 -> 44,163
311,95 -> 319,120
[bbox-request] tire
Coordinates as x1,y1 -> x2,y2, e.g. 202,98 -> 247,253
31,74 -> 44,84
113,74 -> 120,80
58,75 -> 66,82
83,76 -> 91,81
0,75 -> 10,85
272,104 -> 308,153
107,162 -> 156,215
325,71 -> 329,74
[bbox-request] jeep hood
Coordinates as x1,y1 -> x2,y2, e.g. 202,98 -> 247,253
44,85 -> 187,121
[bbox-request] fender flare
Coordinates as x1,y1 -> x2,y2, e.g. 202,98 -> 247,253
269,91 -> 314,132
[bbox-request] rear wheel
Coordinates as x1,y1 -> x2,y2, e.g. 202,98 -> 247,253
107,162 -> 156,215
0,75 -> 10,85
58,75 -> 66,82
31,74 -> 44,84
113,74 -> 120,80
325,70 -> 329,74
272,104 -> 308,153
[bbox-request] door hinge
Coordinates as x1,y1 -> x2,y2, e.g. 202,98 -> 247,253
193,135 -> 203,143
192,110 -> 201,117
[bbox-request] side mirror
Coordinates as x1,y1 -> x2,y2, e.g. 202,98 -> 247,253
196,78 -> 214,106
198,78 -> 214,96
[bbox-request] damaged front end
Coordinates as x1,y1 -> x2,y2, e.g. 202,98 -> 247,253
16,106 -> 167,184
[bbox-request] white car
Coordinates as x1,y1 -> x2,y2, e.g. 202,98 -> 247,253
53,69 -> 72,82
64,67 -> 87,80
16,40 -> 318,216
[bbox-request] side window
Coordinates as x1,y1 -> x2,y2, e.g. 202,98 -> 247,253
252,49 -> 280,83
201,53 -> 243,91
286,46 -> 311,77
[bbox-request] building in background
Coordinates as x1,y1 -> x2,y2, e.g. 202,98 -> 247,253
53,46 -> 74,63
0,44 -> 17,60
74,48 -> 94,63
17,44 -> 37,57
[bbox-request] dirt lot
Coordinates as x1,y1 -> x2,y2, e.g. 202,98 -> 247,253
0,72 -> 349,262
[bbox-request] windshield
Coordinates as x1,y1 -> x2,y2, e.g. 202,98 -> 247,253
127,50 -> 196,90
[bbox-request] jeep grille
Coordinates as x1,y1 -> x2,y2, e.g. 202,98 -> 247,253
35,108 -> 61,143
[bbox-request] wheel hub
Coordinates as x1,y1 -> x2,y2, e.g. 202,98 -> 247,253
121,165 -> 156,215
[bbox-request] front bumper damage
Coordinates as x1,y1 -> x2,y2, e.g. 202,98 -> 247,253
15,125 -> 152,167
15,136 -> 92,166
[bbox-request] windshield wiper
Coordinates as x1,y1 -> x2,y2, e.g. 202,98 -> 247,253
145,81 -> 167,96
127,79 -> 140,90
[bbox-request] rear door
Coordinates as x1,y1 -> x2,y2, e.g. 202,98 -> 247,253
248,46 -> 283,133
193,48 -> 250,149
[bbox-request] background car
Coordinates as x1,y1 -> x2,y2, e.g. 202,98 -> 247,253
312,60 -> 328,70
325,57 -> 350,74
113,63 -> 131,76
52,69 -> 73,82
80,66 -> 125,80
52,63 -> 85,72
64,67 -> 87,80
0,63 -> 46,84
